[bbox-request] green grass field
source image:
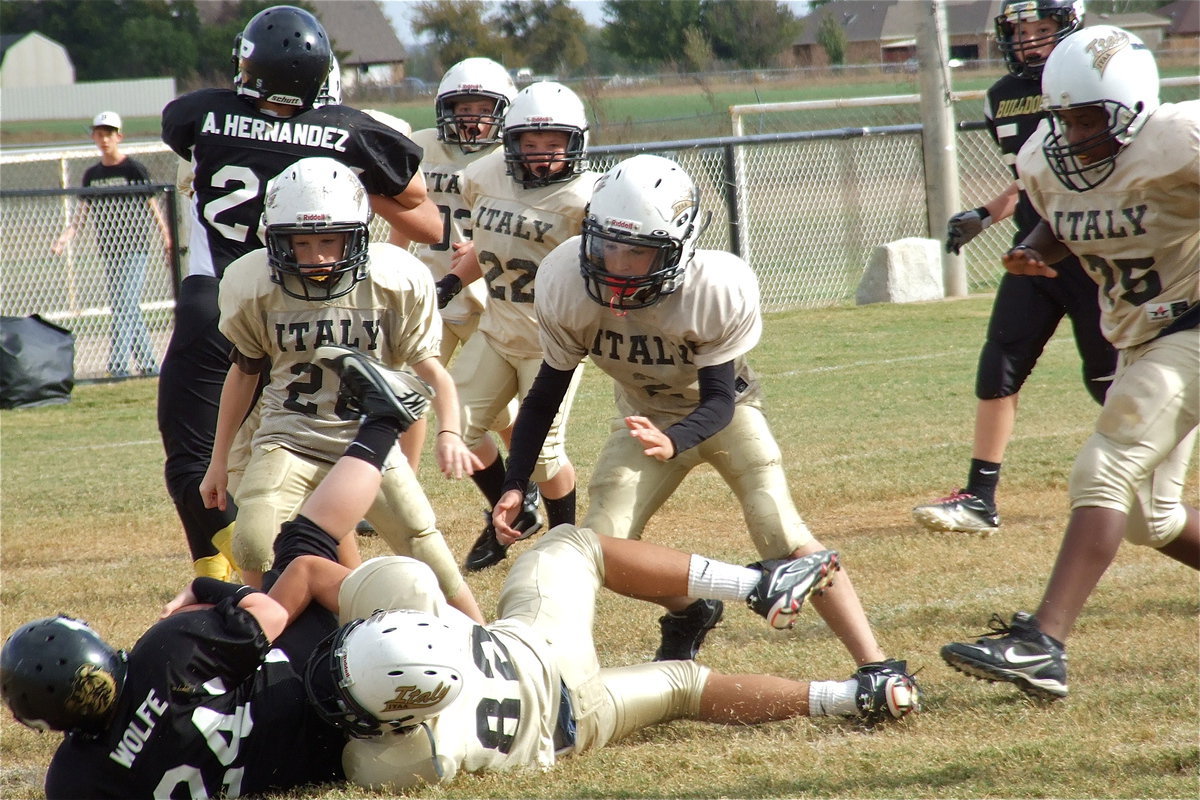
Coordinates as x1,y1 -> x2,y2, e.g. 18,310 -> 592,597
2,296 -> 1197,799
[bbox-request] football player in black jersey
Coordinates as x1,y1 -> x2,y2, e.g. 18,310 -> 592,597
157,5 -> 441,581
912,0 -> 1116,535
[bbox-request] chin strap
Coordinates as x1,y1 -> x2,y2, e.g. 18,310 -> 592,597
420,721 -> 445,780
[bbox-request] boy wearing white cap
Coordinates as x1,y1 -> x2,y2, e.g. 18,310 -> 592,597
52,111 -> 171,377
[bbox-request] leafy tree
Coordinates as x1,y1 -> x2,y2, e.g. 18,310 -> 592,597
118,17 -> 199,79
0,0 -> 303,84
681,26 -> 715,73
601,0 -> 702,67
816,10 -> 847,65
410,0 -> 510,73
701,0 -> 802,68
496,0 -> 589,76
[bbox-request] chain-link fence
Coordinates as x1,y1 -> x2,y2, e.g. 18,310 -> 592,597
4,76 -> 1196,382
1,182 -> 181,381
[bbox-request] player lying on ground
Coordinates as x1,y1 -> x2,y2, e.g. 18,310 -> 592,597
1,347 -> 921,798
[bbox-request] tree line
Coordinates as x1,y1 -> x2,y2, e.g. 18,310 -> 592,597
0,0 -> 807,88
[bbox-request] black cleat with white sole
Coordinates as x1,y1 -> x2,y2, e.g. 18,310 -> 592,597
746,550 -> 839,630
941,611 -> 1067,700
316,345 -> 433,431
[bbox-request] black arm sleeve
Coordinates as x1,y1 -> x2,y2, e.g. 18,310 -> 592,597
499,362 -> 576,495
663,360 -> 737,457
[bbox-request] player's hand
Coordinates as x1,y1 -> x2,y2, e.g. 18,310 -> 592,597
434,432 -> 483,480
492,489 -> 525,544
945,207 -> 991,254
198,466 -> 228,511
450,240 -> 475,271
626,416 -> 675,461
1002,245 -> 1058,278
159,584 -> 200,619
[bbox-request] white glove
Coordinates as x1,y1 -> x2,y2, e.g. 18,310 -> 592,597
945,207 -> 992,254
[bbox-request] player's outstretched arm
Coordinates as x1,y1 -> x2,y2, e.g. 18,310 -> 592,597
199,364 -> 260,511
410,356 -> 483,479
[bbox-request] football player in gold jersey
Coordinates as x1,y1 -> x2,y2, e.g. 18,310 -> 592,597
942,27 -> 1198,699
437,82 -> 600,571
198,158 -> 484,623
490,155 -> 913,670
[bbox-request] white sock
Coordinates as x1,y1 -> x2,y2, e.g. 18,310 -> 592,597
685,555 -> 761,603
807,679 -> 859,717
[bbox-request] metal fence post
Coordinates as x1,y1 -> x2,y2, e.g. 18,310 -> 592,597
721,142 -> 743,260
917,0 -> 967,297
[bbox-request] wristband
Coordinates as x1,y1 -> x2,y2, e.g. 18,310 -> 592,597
974,206 -> 993,227
437,430 -> 462,438
191,577 -> 261,606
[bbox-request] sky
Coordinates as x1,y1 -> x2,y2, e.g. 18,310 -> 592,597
381,0 -> 813,44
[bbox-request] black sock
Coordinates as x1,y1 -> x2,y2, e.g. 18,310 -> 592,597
966,459 -> 1001,508
544,488 -> 576,527
344,417 -> 402,470
470,454 -> 507,507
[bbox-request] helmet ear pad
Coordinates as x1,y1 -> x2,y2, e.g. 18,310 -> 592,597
1,615 -> 127,734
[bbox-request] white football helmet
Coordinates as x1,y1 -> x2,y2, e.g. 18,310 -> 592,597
263,157 -> 371,301
305,610 -> 469,738
435,57 -> 516,152
1041,25 -> 1160,191
314,54 -> 342,107
502,81 -> 589,188
580,154 -> 702,310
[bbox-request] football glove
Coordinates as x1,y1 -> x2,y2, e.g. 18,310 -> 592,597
945,207 -> 992,254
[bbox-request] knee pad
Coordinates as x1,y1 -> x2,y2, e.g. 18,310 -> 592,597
975,340 -> 1027,400
337,556 -> 448,624
1123,500 -> 1188,548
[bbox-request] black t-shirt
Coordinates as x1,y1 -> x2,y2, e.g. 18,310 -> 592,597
161,88 -> 424,279
81,157 -> 157,258
44,600 -> 342,799
984,73 -> 1046,242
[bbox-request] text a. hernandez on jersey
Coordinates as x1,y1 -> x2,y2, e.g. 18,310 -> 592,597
200,112 -> 351,151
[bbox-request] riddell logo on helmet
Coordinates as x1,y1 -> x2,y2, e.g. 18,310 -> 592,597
298,212 -> 332,222
604,216 -> 640,233
526,115 -> 553,124
461,83 -> 483,91
1086,30 -> 1129,75
382,682 -> 451,711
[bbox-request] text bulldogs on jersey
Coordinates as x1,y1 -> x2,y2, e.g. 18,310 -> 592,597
200,112 -> 351,152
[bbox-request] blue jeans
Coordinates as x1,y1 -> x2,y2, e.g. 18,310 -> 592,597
105,251 -> 157,376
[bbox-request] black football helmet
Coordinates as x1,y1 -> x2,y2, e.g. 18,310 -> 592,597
233,5 -> 331,109
1,616 -> 127,734
995,0 -> 1085,79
